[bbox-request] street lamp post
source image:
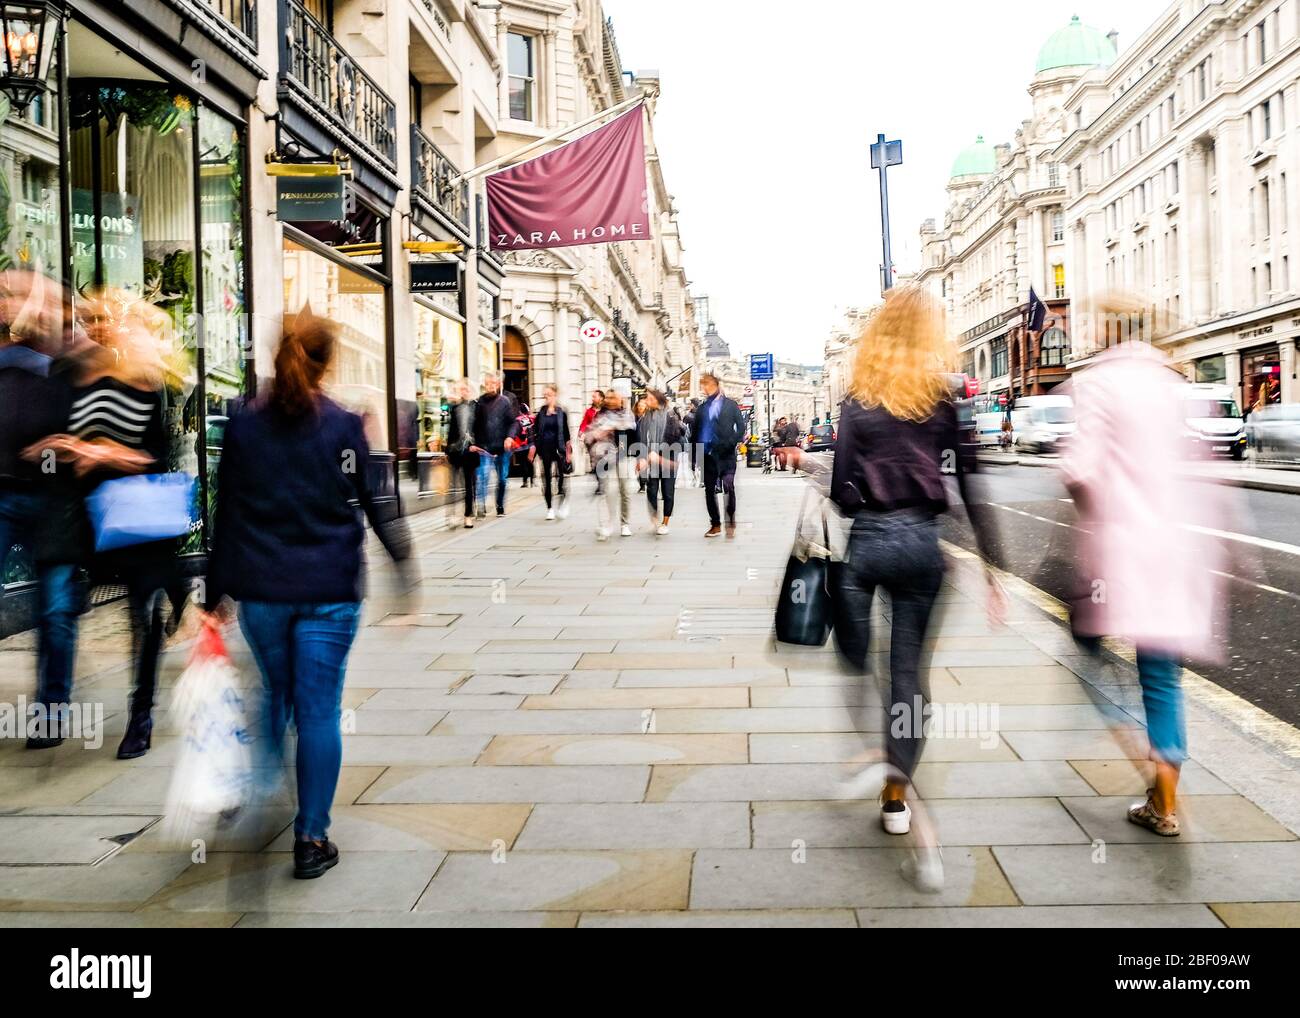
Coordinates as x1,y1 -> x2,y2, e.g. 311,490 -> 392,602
869,133 -> 903,292
0,1 -> 62,112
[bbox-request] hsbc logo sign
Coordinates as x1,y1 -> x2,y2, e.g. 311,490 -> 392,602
579,319 -> 606,345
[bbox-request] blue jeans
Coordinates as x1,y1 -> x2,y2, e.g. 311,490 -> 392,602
1135,649 -> 1187,766
239,601 -> 361,840
0,491 -> 79,709
476,451 -> 511,513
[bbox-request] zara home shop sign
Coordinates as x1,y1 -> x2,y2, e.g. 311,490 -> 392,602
277,175 -> 346,222
410,261 -> 459,293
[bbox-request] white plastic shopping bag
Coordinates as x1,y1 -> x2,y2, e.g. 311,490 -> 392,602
160,619 -> 253,841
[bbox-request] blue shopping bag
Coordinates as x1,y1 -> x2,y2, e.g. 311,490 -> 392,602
86,473 -> 198,552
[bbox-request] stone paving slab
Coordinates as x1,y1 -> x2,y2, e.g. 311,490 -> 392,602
2,470 -> 1299,928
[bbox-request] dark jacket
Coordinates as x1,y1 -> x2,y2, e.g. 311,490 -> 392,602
635,408 -> 685,473
698,393 -> 745,458
0,346 -> 70,489
829,397 -> 1002,567
0,348 -> 87,565
533,405 -> 571,454
206,396 -> 410,607
473,391 -> 521,454
446,398 -> 477,465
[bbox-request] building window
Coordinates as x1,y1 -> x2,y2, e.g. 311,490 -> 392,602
508,33 -> 536,122
1040,327 -> 1068,366
991,337 -> 1008,377
1262,179 -> 1271,238
1263,99 -> 1273,140
1050,210 -> 1064,242
1047,162 -> 1060,188
1053,263 -> 1066,299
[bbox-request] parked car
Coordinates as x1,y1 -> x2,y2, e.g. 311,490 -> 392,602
803,422 -> 836,452
1180,383 -> 1246,460
1246,403 -> 1300,463
1012,394 -> 1076,455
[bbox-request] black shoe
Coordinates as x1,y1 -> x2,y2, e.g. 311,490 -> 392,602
116,712 -> 153,760
293,838 -> 340,879
497,507 -> 506,517
25,734 -> 63,750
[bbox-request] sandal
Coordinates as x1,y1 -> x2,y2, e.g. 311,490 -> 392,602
1127,797 -> 1181,837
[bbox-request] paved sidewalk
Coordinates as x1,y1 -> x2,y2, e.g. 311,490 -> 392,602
2,468 -> 1299,928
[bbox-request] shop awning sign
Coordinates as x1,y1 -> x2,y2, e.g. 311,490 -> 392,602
277,175 -> 346,222
410,261 -> 460,293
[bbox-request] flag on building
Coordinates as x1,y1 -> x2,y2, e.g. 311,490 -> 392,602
1027,287 -> 1047,333
486,105 -> 650,253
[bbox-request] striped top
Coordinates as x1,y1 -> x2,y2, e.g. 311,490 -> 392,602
68,377 -> 167,480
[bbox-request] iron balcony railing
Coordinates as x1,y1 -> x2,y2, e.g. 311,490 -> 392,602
280,0 -> 397,168
204,0 -> 257,41
411,124 -> 469,232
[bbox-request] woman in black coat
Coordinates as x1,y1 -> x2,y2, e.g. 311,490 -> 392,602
445,378 -> 478,528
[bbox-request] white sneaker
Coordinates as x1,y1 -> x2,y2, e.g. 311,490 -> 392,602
620,524 -> 632,537
557,500 -> 570,519
656,523 -> 669,536
545,508 -> 556,521
881,800 -> 912,835
597,527 -> 610,541
901,847 -> 945,893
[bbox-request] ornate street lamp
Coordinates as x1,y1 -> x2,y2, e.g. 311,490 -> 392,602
0,1 -> 63,112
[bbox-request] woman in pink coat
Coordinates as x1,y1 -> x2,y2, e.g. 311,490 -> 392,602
1061,340 -> 1228,837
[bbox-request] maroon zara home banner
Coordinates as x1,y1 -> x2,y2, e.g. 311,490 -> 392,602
487,105 -> 650,252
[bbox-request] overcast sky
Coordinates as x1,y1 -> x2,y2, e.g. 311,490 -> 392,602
604,0 -> 1165,364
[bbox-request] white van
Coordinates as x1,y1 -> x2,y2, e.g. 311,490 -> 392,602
1180,383 -> 1246,459
1012,394 -> 1076,454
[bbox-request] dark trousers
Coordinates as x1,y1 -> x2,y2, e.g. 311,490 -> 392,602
646,475 -> 676,518
539,450 -> 566,508
456,453 -> 478,516
702,451 -> 736,526
832,510 -> 944,781
98,540 -> 183,719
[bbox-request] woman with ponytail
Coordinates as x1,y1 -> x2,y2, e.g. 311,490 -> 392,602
205,309 -> 412,879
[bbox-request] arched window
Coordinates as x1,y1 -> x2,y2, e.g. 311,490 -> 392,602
1040,327 -> 1068,367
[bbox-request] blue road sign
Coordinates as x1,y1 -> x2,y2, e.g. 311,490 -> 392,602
749,353 -> 774,381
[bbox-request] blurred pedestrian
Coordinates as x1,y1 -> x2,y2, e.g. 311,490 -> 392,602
634,396 -> 648,493
1,270 -> 82,749
783,286 -> 1005,872
204,311 -> 412,879
771,416 -> 789,470
1061,333 -> 1228,837
532,383 -> 571,520
579,388 -> 605,491
636,388 -> 683,536
696,372 -> 745,538
683,397 -> 701,486
513,399 -> 535,488
583,389 -> 635,540
38,291 -> 188,759
471,372 -> 520,517
446,378 -> 478,529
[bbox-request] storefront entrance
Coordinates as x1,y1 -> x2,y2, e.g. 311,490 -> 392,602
1242,346 -> 1282,413
503,326 -> 530,407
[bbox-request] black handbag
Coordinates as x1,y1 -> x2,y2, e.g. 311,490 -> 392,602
774,493 -> 835,646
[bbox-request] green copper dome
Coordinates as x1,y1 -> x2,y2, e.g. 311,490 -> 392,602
1036,15 -> 1117,73
950,136 -> 997,180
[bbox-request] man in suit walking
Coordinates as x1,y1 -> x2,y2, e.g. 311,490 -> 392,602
695,372 -> 745,538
